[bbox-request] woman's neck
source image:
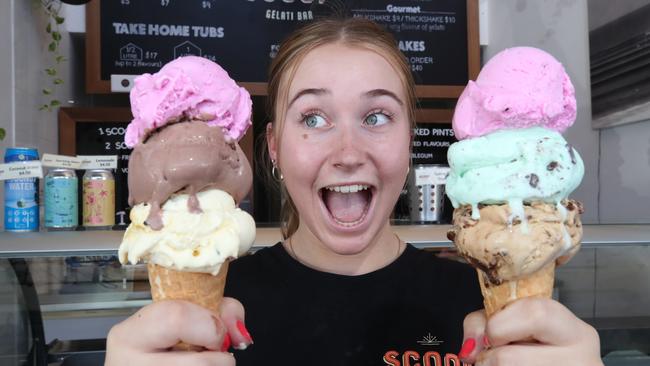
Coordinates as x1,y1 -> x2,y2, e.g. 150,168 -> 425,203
284,225 -> 404,276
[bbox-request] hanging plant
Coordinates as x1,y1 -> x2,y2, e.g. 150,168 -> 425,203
39,0 -> 66,111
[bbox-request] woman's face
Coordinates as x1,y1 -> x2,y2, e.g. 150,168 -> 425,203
270,43 -> 411,254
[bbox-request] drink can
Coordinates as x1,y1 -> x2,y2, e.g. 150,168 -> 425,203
44,168 -> 78,231
82,169 -> 115,229
4,147 -> 39,232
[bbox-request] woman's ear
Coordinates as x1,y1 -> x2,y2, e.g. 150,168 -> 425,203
266,122 -> 278,162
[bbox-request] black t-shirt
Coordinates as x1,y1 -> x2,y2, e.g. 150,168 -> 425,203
225,243 -> 483,366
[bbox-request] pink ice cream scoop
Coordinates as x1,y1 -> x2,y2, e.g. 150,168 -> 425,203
452,47 -> 576,140
125,56 -> 252,147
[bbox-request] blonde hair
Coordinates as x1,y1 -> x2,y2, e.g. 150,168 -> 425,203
264,17 -> 416,239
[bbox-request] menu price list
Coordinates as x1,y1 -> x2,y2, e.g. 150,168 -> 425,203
99,0 -> 469,86
350,0 -> 468,85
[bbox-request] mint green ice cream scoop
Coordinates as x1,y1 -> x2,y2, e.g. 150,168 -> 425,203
446,127 -> 584,220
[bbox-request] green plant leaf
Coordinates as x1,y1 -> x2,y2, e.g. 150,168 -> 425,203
55,16 -> 65,24
45,68 -> 56,76
46,23 -> 52,33
0,128 -> 5,141
42,88 -> 52,95
55,55 -> 66,63
50,100 -> 61,107
53,78 -> 64,85
52,31 -> 62,41
48,41 -> 56,52
39,104 -> 49,111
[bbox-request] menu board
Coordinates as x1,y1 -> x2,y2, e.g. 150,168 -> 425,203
59,108 -> 133,228
86,0 -> 479,97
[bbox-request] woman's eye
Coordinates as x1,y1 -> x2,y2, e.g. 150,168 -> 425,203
303,114 -> 327,128
364,112 -> 390,126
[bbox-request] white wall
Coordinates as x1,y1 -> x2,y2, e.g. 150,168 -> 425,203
587,0 -> 650,30
13,0 -> 75,153
0,0 -> 80,226
599,122 -> 650,223
0,1 -> 15,151
587,0 -> 650,224
485,0 -> 600,223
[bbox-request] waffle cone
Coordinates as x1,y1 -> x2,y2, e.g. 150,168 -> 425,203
478,262 -> 555,318
147,262 -> 229,351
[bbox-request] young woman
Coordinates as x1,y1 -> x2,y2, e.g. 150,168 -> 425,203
106,18 -> 602,366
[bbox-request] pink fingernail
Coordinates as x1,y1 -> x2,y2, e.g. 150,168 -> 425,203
458,338 -> 476,359
221,333 -> 231,352
237,320 -> 253,344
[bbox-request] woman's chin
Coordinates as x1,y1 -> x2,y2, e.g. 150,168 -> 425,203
318,211 -> 388,256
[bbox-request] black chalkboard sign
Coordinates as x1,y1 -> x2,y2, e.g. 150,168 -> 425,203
410,108 -> 455,165
86,0 -> 479,97
412,123 -> 456,165
59,108 -> 133,228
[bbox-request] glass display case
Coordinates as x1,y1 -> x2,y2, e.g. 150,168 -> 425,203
1,225 -> 649,365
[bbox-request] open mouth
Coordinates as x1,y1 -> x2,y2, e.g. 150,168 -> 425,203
320,184 -> 374,227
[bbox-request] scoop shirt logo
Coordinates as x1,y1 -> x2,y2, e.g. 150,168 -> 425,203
417,333 -> 443,346
382,333 -> 470,366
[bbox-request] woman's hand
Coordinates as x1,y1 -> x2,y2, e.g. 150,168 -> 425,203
105,297 -> 251,366
460,298 -> 603,365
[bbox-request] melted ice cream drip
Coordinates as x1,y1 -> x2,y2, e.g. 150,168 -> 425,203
556,200 -> 567,221
507,198 -> 529,234
509,281 -> 518,301
471,203 -> 480,220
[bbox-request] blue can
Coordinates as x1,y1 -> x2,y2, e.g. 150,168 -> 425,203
45,168 -> 78,230
4,147 -> 40,232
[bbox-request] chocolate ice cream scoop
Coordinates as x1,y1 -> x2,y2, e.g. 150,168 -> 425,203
128,120 -> 252,230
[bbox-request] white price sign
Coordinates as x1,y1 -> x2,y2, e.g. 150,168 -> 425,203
414,166 -> 450,186
41,153 -> 83,169
78,155 -> 118,170
0,161 -> 43,180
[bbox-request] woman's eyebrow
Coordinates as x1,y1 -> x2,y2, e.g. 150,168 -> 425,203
288,88 -> 330,108
363,89 -> 404,105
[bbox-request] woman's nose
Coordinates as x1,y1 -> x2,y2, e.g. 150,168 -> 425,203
330,123 -> 366,169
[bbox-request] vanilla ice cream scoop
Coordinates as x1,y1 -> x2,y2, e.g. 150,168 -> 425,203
119,189 -> 255,275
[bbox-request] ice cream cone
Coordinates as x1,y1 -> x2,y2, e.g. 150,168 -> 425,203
147,261 -> 229,351
477,262 -> 555,317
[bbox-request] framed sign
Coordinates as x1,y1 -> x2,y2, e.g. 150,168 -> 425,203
86,0 -> 479,97
59,107 -> 255,225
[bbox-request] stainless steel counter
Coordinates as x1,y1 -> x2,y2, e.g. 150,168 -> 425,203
0,224 -> 648,258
